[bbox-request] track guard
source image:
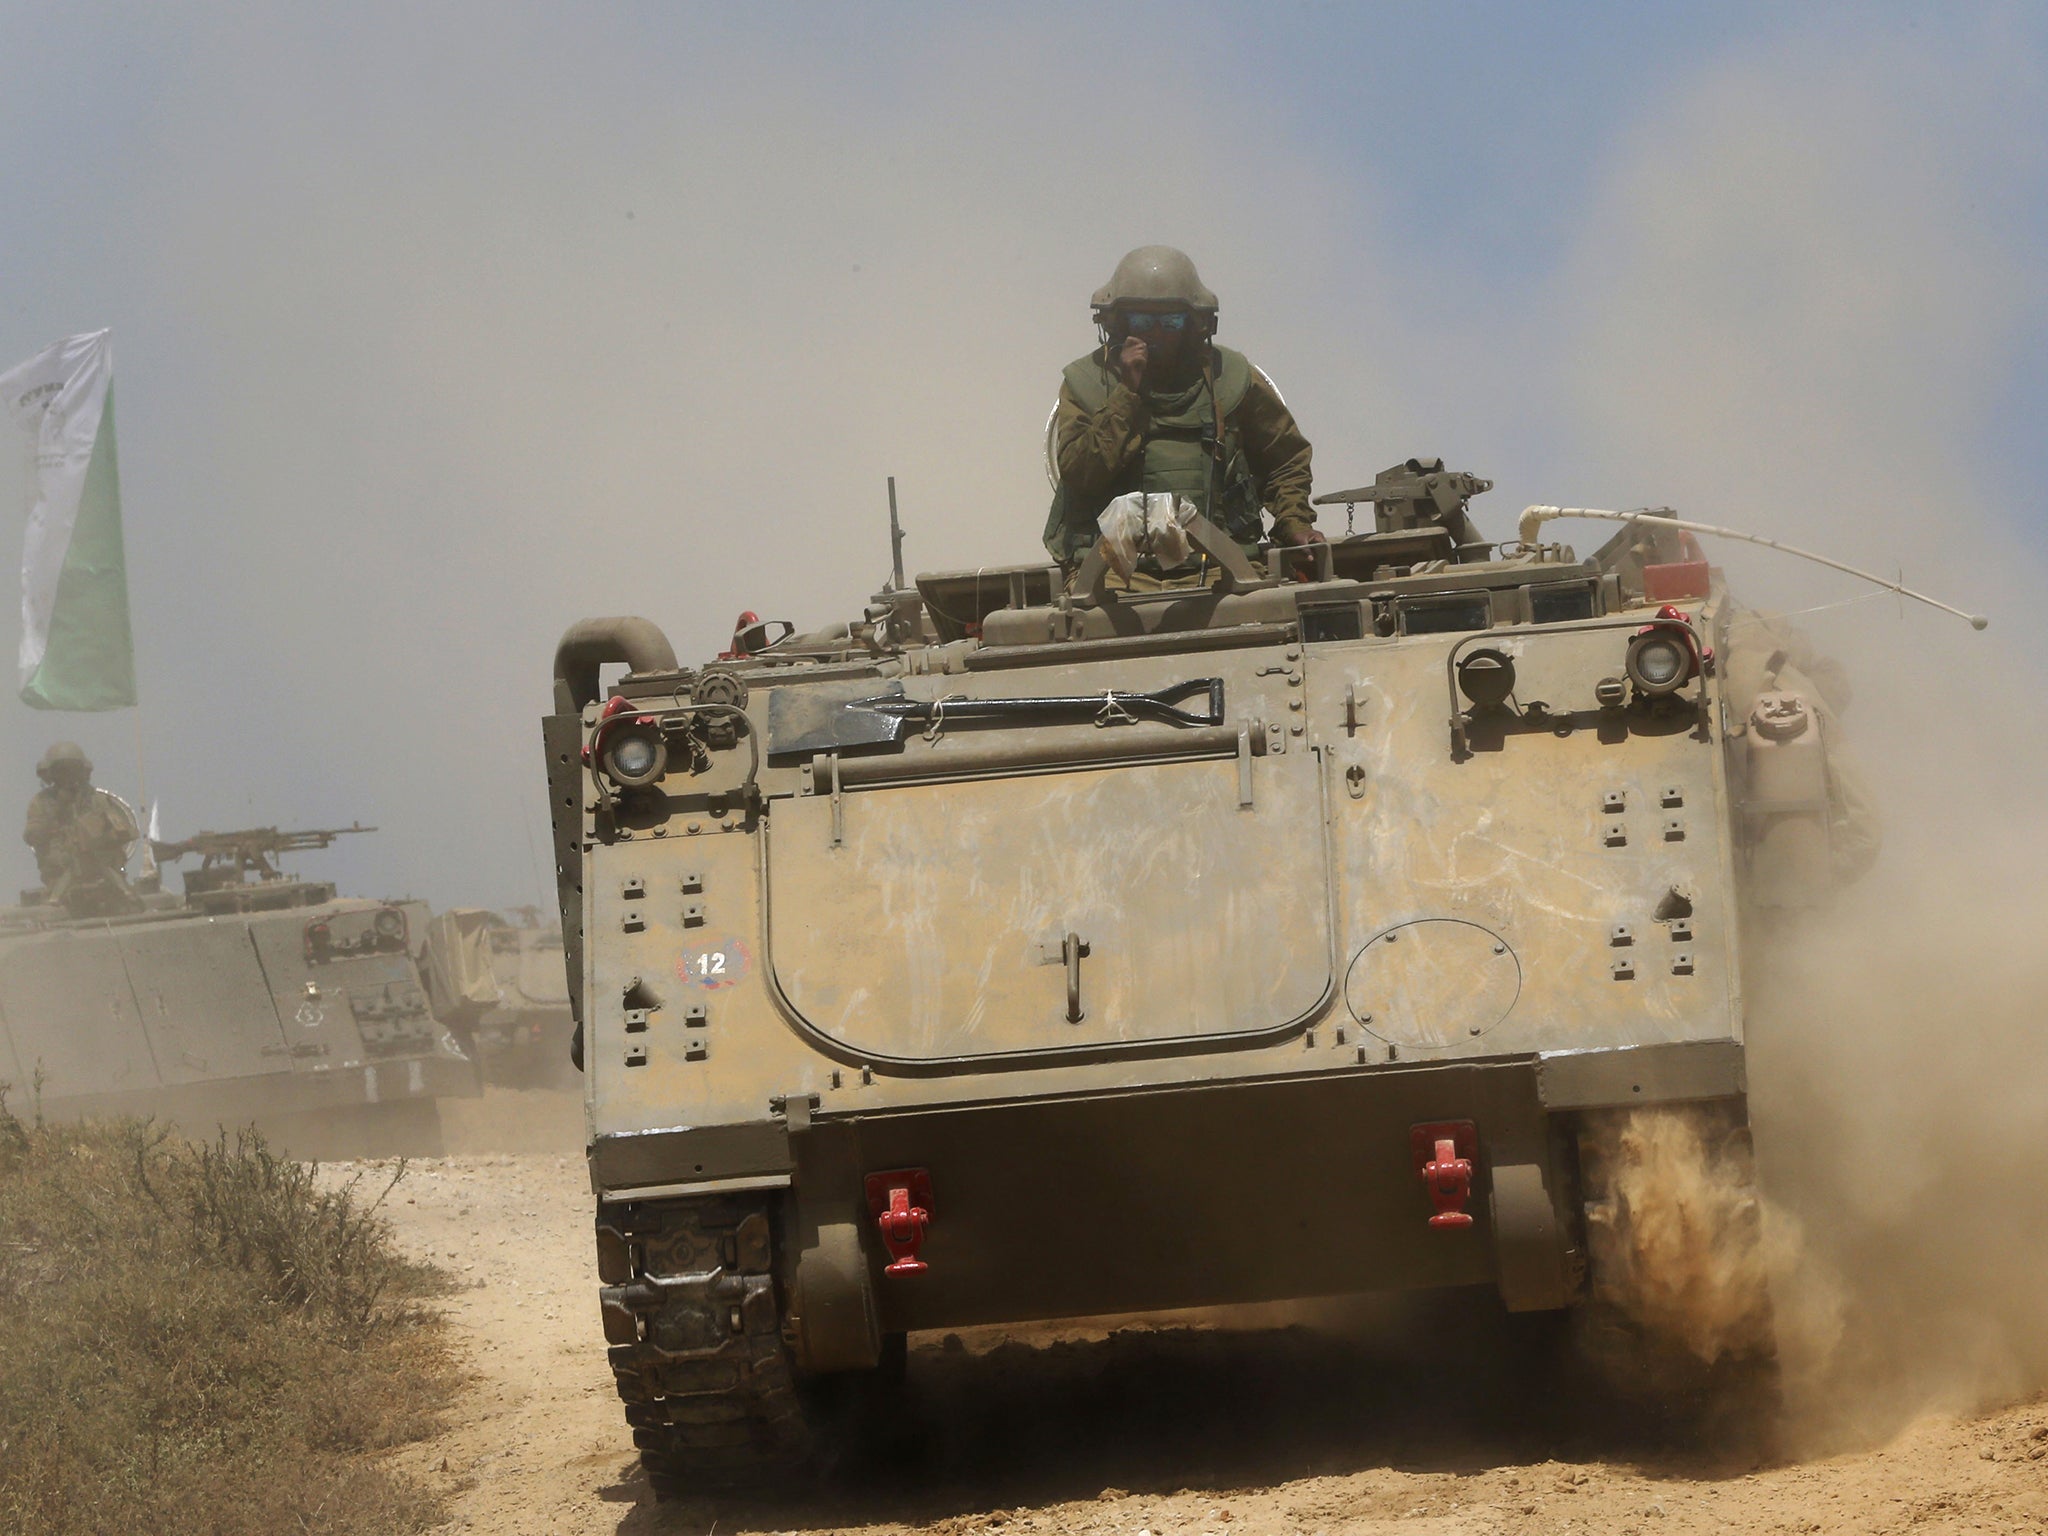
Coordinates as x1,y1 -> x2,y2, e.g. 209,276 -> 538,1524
1491,1160 -> 1573,1312
788,1207 -> 884,1374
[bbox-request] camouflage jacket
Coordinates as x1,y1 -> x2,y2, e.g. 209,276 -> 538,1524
1046,347 -> 1314,562
23,785 -> 137,886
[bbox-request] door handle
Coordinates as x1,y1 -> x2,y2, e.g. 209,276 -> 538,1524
1062,931 -> 1090,1023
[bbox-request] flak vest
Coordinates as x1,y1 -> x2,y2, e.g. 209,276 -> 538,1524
1044,344 -> 1263,564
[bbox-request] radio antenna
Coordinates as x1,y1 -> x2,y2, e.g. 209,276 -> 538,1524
887,476 -> 907,592
1518,505 -> 1988,631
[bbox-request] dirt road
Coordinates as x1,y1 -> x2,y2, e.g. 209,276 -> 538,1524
340,1097 -> 2048,1536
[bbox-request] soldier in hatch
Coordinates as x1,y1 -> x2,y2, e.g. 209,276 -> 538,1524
1044,245 -> 1320,581
22,741 -> 139,916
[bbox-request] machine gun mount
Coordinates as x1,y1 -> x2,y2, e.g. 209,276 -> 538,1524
152,823 -> 376,899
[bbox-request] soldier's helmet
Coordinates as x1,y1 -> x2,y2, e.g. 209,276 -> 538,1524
1092,246 -> 1219,315
36,741 -> 92,782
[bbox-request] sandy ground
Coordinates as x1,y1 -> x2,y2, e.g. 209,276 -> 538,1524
329,1092 -> 2048,1536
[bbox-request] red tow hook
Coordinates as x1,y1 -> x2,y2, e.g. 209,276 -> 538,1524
864,1169 -> 934,1276
1410,1121 -> 1478,1229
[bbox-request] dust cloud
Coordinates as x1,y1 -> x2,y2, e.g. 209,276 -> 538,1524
1592,1108 -> 1783,1369
1,4 -> 2043,1465
1745,802 -> 2048,1448
1550,31 -> 2048,1447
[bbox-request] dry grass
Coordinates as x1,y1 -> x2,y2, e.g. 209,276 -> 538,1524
0,1088 -> 459,1535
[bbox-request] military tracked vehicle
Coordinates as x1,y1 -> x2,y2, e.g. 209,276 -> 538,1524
548,460 -> 1883,1491
420,907 -> 576,1087
0,824 -> 478,1157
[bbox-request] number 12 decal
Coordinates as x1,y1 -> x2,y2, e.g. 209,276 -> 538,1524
678,935 -> 751,991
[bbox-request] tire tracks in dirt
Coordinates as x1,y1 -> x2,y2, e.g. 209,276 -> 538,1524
337,1099 -> 2048,1535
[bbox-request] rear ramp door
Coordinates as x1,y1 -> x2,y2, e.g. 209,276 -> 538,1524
766,747 -> 1333,1071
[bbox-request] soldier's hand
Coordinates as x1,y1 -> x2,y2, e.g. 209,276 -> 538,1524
1276,523 -> 1327,582
1116,336 -> 1148,392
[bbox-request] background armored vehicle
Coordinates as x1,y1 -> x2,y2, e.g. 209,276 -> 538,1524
549,460 -> 1875,1491
420,906 -> 576,1087
0,824 -> 478,1157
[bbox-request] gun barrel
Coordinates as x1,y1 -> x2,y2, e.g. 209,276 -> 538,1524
151,822 -> 377,861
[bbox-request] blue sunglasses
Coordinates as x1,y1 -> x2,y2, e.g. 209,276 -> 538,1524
1124,311 -> 1190,334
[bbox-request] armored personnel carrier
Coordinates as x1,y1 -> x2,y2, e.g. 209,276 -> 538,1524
420,907 -> 576,1087
549,461 -> 1883,1491
0,824 -> 478,1157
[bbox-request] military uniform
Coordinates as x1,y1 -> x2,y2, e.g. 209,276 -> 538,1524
1043,246 -> 1314,568
23,745 -> 138,915
1045,347 -> 1313,565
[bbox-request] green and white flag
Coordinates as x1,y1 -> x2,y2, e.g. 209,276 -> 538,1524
2,328 -> 136,710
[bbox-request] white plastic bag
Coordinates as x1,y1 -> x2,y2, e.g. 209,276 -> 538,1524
1095,492 -> 1196,579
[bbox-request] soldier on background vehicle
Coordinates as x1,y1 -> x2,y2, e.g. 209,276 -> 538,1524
1044,245 -> 1320,580
22,741 -> 139,916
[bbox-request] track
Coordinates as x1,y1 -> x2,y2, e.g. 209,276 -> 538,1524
334,1092 -> 2048,1535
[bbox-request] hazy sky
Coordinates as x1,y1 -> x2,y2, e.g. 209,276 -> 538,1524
2,2 -> 2042,908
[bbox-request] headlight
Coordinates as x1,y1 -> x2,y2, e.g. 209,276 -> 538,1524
1626,631 -> 1691,695
604,726 -> 667,787
1455,648 -> 1517,709
373,907 -> 406,942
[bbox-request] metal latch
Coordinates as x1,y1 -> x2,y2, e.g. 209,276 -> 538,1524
1037,932 -> 1091,1022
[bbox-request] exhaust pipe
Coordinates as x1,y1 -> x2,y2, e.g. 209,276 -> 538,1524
553,617 -> 680,712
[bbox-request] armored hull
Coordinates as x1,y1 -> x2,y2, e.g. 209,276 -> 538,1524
420,909 -> 577,1088
551,479 -> 1858,1489
0,878 -> 478,1157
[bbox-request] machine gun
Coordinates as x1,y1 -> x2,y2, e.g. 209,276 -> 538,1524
151,823 -> 375,892
1314,458 -> 1493,552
